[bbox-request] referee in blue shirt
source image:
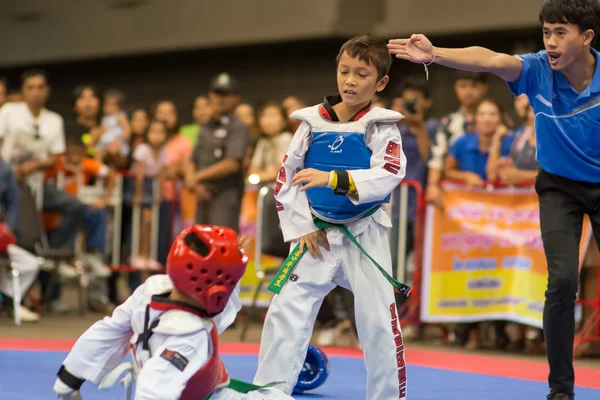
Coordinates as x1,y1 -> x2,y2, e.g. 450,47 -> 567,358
389,1 -> 600,399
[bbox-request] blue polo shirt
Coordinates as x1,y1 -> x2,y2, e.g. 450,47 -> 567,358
449,133 -> 513,180
507,49 -> 600,183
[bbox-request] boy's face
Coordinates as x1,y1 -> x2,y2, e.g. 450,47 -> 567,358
66,145 -> 85,166
337,51 -> 389,108
454,79 -> 486,109
543,22 -> 595,71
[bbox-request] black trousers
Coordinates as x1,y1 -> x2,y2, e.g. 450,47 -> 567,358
536,169 -> 600,395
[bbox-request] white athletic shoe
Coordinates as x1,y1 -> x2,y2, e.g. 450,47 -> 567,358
317,328 -> 336,346
84,254 -> 111,278
58,262 -> 78,279
19,306 -> 40,322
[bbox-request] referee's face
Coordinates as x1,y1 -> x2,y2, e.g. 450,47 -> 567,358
543,22 -> 595,71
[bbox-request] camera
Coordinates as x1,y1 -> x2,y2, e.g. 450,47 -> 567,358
404,100 -> 417,114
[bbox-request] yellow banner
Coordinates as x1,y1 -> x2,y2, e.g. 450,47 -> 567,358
421,184 -> 592,328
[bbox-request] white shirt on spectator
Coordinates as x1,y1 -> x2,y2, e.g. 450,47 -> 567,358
0,102 -> 66,164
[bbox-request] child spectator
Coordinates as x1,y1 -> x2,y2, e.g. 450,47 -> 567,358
247,102 -> 293,185
45,136 -> 117,312
131,120 -> 170,270
93,89 -> 131,163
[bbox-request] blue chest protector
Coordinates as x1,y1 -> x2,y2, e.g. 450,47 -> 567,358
294,105 -> 401,223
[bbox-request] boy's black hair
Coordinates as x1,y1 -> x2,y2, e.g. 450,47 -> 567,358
336,35 -> 392,80
540,0 -> 600,45
20,69 -> 48,86
454,71 -> 488,84
0,77 -> 7,87
398,75 -> 431,98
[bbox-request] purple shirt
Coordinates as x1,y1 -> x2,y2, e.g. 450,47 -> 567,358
393,119 -> 438,221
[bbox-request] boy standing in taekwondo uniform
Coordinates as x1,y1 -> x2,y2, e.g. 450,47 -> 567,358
254,35 -> 410,399
53,225 -> 293,400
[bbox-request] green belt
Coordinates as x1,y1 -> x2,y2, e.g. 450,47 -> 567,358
267,208 -> 411,296
204,379 -> 282,399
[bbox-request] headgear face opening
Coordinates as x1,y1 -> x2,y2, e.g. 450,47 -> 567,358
167,225 -> 248,315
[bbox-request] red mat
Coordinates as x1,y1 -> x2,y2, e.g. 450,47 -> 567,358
1,338 -> 598,389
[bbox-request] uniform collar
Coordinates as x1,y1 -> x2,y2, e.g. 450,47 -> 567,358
319,95 -> 371,122
150,293 -> 209,318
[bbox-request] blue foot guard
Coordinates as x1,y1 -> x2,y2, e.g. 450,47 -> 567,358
293,345 -> 329,394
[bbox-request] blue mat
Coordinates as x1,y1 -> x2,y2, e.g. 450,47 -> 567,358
0,350 -> 598,399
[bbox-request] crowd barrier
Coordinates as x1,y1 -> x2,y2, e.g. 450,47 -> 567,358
8,171 -> 599,356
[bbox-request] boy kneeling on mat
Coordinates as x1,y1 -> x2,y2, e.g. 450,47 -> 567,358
253,35 -> 410,400
53,225 -> 293,400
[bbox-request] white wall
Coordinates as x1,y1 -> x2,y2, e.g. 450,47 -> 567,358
374,0 -> 541,37
0,0 -> 339,66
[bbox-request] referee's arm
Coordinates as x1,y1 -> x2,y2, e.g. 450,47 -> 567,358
432,47 -> 523,82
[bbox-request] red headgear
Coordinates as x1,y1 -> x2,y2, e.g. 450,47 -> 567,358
167,225 -> 248,315
0,223 -> 16,253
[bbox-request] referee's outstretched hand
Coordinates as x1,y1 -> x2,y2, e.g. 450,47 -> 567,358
388,34 -> 435,64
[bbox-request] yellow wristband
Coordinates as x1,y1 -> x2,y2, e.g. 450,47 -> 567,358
328,171 -> 338,189
348,173 -> 356,193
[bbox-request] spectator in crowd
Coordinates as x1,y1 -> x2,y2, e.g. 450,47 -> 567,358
64,85 -> 101,156
0,77 -> 7,108
179,96 -> 213,228
427,72 -> 488,206
246,102 -> 292,184
445,99 -> 512,187
94,89 -> 131,165
282,95 -> 306,132
0,69 -> 86,313
154,100 -> 192,264
131,119 -> 170,270
235,102 -> 256,130
235,102 -> 259,171
6,90 -> 22,103
390,76 -> 437,288
0,158 -> 41,322
185,73 -> 249,233
110,106 -> 149,171
179,95 -> 213,146
45,135 -> 116,312
488,98 -> 538,185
